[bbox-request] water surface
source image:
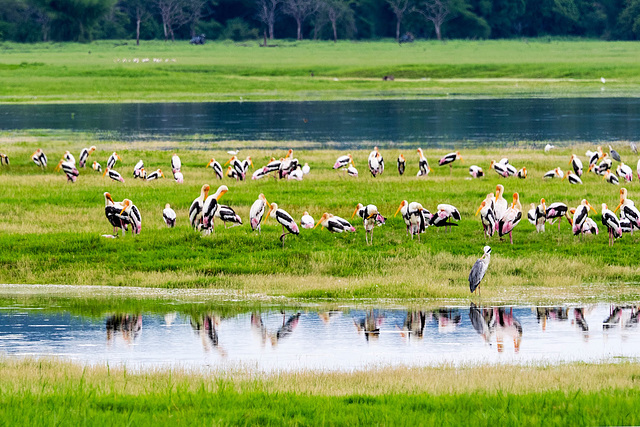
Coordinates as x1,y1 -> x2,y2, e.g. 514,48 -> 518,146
2,98 -> 640,146
0,303 -> 637,372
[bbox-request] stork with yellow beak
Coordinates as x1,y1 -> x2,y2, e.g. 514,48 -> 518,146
224,156 -> 245,181
206,158 -> 223,179
569,154 -> 583,176
118,199 -> 142,235
146,169 -> 164,181
572,199 -> 597,235
79,146 -> 96,168
438,151 -> 463,175
202,185 -> 229,234
494,184 -> 508,222
614,188 -> 640,232
265,203 -> 299,248
498,193 -> 522,244
352,203 -> 385,245
103,167 -> 125,183
314,213 -> 351,233
476,194 -> 496,238
107,152 -> 122,169
55,157 -> 79,183
189,184 -> 210,230
31,149 -> 47,169
397,154 -> 406,175
104,192 -> 125,236
250,193 -> 269,234
417,148 -> 432,177
333,154 -> 354,170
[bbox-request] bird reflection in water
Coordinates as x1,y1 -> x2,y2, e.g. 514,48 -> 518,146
106,313 -> 142,345
190,314 -> 227,356
250,312 -> 301,347
399,311 -> 426,341
353,310 -> 383,342
535,307 -> 568,331
469,304 -> 522,353
603,306 -> 640,330
432,308 -> 461,333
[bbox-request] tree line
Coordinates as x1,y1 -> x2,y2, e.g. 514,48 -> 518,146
1,0 -> 640,43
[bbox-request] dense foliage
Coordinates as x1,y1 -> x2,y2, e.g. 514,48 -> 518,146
1,0 -> 640,43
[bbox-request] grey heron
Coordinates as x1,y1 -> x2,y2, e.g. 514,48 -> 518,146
469,246 -> 491,295
609,145 -> 621,162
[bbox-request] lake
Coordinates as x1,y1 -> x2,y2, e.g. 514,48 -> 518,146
2,98 -> 640,146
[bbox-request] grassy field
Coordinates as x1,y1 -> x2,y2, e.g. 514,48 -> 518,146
1,39 -> 639,102
0,358 -> 639,425
1,134 -> 640,303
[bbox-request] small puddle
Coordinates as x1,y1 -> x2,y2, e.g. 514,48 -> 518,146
0,303 -> 638,371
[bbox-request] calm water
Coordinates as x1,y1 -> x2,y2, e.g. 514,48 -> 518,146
2,99 -> 640,146
0,303 -> 638,371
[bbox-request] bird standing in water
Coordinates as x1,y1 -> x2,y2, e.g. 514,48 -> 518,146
469,246 -> 491,296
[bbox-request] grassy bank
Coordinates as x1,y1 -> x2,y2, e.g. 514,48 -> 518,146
1,135 -> 640,302
1,358 -> 640,425
0,39 -> 639,103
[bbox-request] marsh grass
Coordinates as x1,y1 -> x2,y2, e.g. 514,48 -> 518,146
2,39 -> 640,103
2,358 -> 640,424
1,136 -> 640,302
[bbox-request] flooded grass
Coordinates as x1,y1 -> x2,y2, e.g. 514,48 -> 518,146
1,137 -> 640,303
1,358 -> 640,424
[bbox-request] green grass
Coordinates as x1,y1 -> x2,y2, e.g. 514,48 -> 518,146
0,39 -> 639,102
1,135 -> 640,302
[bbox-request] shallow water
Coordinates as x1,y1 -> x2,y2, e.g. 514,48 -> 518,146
0,303 -> 637,371
3,98 -> 640,146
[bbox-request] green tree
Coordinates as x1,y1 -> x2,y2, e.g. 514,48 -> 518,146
31,0 -> 117,41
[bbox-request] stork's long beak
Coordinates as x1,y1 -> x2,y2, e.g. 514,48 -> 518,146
263,205 -> 274,224
223,158 -> 231,166
102,168 -> 108,177
117,154 -> 122,161
54,159 -> 63,172
475,204 -> 484,216
250,159 -> 254,168
587,163 -> 595,173
394,204 -> 403,217
614,202 -> 622,213
589,204 -> 597,214
216,189 -> 227,200
314,218 -> 323,229
206,159 -> 213,168
160,171 -> 165,178
562,173 -> 567,181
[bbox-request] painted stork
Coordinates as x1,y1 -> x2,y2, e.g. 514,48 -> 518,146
171,153 -> 181,173
439,151 -> 463,175
163,204 -> 176,228
572,199 -> 597,235
107,152 -> 122,169
581,217 -> 599,235
352,203 -> 385,245
347,164 -> 358,177
314,213 -> 352,233
601,203 -> 622,246
242,156 -> 253,174
103,167 -> 124,183
79,146 -> 96,168
545,202 -> 568,231
333,154 -> 354,170
569,154 -> 583,176
476,197 -> 496,238
202,185 -> 229,234
430,204 -> 461,232
266,157 -> 282,173
489,160 -> 509,178
394,200 -> 411,235
206,159 -> 224,179
224,156 -> 245,181
602,170 -> 619,185
252,166 -> 270,180
61,151 -> 75,165
543,167 -> 564,179
226,166 -> 238,180
0,153 -> 8,166
189,184 -> 210,230
280,156 -> 298,178
250,193 -> 269,234
469,165 -> 484,178
417,148 -> 432,177
613,188 -> 640,232
563,171 -> 583,185
527,203 -> 536,226
498,193 -> 522,244
265,203 -> 299,248
92,161 -> 102,172
32,149 -> 47,168
609,145 -> 621,162
494,184 -> 508,221
146,169 -> 164,181
302,163 -> 310,175
174,171 -> 184,183
55,158 -> 79,183
118,199 -> 142,235
469,246 -> 491,295
133,160 -> 144,178
533,198 -> 546,233
368,148 -> 382,177
397,154 -> 406,175
104,192 -> 125,236
616,163 -> 633,182
516,167 -> 527,179
287,166 -> 304,181
301,212 -> 314,229
215,205 -> 242,228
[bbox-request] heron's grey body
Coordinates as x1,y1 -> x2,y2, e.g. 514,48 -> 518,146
609,145 -> 622,162
469,246 -> 491,293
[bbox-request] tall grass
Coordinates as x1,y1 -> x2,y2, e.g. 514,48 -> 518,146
1,136 -> 640,302
1,39 -> 639,102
